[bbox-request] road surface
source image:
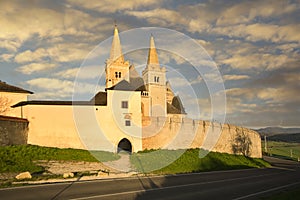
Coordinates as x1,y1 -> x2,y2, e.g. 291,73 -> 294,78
0,156 -> 299,200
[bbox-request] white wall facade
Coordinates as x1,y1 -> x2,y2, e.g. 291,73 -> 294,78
21,90 -> 143,153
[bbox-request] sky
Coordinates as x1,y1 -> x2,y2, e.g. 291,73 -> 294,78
0,0 -> 299,128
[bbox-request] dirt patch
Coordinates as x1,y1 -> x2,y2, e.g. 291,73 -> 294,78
35,160 -> 119,175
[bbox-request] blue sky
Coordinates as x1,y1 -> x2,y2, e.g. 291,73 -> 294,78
0,0 -> 299,128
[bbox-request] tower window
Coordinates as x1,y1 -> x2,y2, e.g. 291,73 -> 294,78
125,120 -> 131,126
119,72 -> 121,78
154,76 -> 159,83
115,72 -> 118,78
121,101 -> 128,108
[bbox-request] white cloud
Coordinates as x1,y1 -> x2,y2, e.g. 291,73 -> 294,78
223,75 -> 250,81
14,42 -> 93,64
0,53 -> 14,62
14,49 -> 48,63
222,53 -> 295,70
54,65 -> 103,79
16,63 -> 57,75
26,77 -> 103,100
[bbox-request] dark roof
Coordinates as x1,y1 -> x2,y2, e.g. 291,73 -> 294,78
0,81 -> 33,94
167,96 -> 186,114
129,65 -> 146,91
11,100 -> 106,108
106,80 -> 136,91
167,103 -> 183,114
0,115 -> 28,122
90,91 -> 107,105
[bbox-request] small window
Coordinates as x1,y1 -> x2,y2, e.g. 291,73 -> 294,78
125,120 -> 131,126
119,72 -> 121,78
115,72 -> 118,78
121,101 -> 128,108
156,77 -> 159,82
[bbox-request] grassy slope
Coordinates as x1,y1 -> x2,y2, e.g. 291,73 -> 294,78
0,145 -> 119,173
131,149 -> 270,174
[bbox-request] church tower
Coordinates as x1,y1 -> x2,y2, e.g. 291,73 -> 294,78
105,25 -> 130,88
142,35 -> 166,116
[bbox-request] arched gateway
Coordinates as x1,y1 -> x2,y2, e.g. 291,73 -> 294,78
117,138 -> 132,153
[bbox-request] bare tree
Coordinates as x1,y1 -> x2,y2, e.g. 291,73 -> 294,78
0,96 -> 11,115
232,128 -> 252,157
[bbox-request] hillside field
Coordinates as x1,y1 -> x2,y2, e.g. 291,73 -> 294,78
262,141 -> 300,161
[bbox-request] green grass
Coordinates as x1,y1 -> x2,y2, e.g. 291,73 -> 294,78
262,141 -> 300,161
131,148 -> 270,174
0,145 -> 120,173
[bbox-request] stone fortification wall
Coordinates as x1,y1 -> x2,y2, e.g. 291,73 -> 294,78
142,116 -> 262,158
0,115 -> 28,146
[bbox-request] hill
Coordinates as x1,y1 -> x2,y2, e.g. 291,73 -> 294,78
267,133 -> 300,143
256,127 -> 300,136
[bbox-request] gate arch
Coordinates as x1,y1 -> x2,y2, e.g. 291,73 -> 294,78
117,138 -> 132,153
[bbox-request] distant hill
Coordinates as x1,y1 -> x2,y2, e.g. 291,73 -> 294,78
267,133 -> 300,143
255,127 -> 300,136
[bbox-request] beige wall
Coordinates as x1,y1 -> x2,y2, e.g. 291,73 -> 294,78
142,117 -> 262,158
146,84 -> 166,117
0,92 -> 29,118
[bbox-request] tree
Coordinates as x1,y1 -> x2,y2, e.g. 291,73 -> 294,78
232,128 -> 252,157
0,95 -> 11,115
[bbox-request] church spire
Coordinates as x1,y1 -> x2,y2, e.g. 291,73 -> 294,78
147,35 -> 159,66
109,24 -> 124,63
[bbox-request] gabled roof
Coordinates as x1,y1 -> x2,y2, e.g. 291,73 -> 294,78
167,96 -> 186,114
0,81 -> 33,94
90,91 -> 107,105
106,80 -> 145,91
129,65 -> 146,91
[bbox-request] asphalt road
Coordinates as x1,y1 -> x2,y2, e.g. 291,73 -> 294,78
1,156 -> 300,200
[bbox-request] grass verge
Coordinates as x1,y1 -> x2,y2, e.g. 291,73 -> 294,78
0,145 -> 119,174
131,148 -> 270,174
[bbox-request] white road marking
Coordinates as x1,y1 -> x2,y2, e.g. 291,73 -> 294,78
70,172 -> 285,200
232,181 -> 300,200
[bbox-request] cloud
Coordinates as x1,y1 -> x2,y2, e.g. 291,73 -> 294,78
54,65 -> 103,79
67,0 -> 162,13
216,0 -> 299,26
0,1 -> 110,52
223,75 -> 250,81
26,77 -> 102,99
16,63 -> 57,75
14,42 -> 93,64
0,39 -> 21,52
212,23 -> 300,43
14,49 -> 48,63
0,54 -> 14,62
221,53 -> 296,70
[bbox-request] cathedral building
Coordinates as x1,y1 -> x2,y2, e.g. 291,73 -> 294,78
0,25 -> 262,158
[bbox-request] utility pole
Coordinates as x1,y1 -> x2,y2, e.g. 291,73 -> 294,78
290,149 -> 293,158
264,135 -> 267,153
